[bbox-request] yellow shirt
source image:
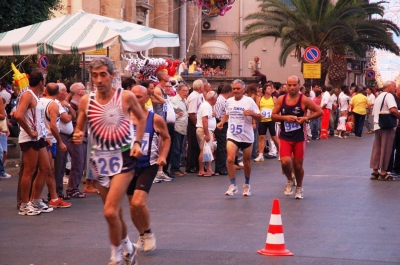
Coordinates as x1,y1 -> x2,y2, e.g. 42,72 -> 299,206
350,93 -> 369,115
188,61 -> 197,74
259,96 -> 274,122
145,98 -> 153,112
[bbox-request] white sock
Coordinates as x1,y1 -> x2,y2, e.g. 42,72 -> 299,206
110,244 -> 123,262
121,235 -> 133,254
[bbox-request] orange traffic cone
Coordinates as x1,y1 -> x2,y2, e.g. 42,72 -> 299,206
257,198 -> 293,256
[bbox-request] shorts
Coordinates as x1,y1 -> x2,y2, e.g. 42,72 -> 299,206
47,143 -> 57,159
91,148 -> 137,189
0,135 -> 7,152
279,139 -> 306,160
19,138 -> 48,152
196,127 -> 213,149
258,121 -> 276,136
126,164 -> 158,195
227,138 -> 252,150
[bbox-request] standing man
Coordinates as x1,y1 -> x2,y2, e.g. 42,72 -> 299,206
127,85 -> 171,253
169,83 -> 189,177
214,84 -> 232,175
370,81 -> 400,181
186,79 -> 204,173
73,57 -> 145,265
349,87 -> 369,138
54,83 -> 76,199
320,85 -> 333,139
217,79 -> 261,196
365,87 -> 376,134
272,75 -> 322,199
14,69 -> 54,215
250,56 -> 266,86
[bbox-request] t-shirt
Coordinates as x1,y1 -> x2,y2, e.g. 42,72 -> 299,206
350,93 -> 369,115
259,96 -> 274,122
187,90 -> 203,114
196,101 -> 216,131
321,91 -> 332,109
372,92 -> 397,130
188,61 -> 197,74
226,96 -> 260,143
338,92 -> 350,112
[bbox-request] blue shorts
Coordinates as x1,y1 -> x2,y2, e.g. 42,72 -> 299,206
47,143 -> 57,159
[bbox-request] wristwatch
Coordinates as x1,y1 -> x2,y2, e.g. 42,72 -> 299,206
134,140 -> 142,147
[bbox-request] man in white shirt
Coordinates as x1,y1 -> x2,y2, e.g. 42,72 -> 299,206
365,87 -> 376,134
217,79 -> 261,196
320,85 -> 333,139
249,56 -> 266,86
370,81 -> 400,180
186,79 -> 204,173
329,87 -> 340,136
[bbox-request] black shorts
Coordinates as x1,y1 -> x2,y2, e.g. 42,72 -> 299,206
20,138 -> 48,152
126,164 -> 158,195
258,121 -> 276,136
227,138 -> 252,150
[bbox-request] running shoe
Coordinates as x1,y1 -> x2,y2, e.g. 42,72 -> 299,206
284,180 -> 296,196
108,259 -> 124,265
143,232 -> 156,252
18,202 -> 41,216
33,200 -> 53,213
123,244 -> 138,265
135,236 -> 144,252
294,187 -> 304,199
152,178 -> 161,184
0,173 -> 11,178
254,154 -> 264,162
155,171 -> 174,182
225,184 -> 238,196
49,198 -> 72,208
242,184 -> 251,196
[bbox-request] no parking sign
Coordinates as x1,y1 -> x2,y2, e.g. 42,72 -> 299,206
304,46 -> 321,63
366,69 -> 376,80
38,55 -> 49,70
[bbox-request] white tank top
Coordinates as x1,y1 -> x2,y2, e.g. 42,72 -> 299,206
41,97 -> 61,143
18,89 -> 45,143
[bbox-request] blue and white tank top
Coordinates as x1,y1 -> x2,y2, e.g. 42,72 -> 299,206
18,89 -> 45,143
279,94 -> 307,142
133,111 -> 159,168
87,87 -> 133,151
41,97 -> 60,143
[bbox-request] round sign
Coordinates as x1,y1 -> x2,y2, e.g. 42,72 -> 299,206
304,46 -> 321,63
366,69 -> 375,80
38,55 -> 49,70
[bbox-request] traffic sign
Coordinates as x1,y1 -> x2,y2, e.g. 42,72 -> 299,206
304,46 -> 321,63
38,55 -> 49,70
366,69 -> 376,80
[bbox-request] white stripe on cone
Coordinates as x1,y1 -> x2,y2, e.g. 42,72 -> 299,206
266,233 -> 285,244
269,214 -> 282,225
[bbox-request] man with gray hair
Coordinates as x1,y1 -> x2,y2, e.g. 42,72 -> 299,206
186,79 -> 204,173
217,79 -> 261,196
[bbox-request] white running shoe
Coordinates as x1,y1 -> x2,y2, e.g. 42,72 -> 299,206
0,172 -> 11,178
155,172 -> 174,182
33,200 -> 53,213
238,162 -> 244,167
143,232 -> 156,252
294,187 -> 304,199
225,184 -> 238,196
284,180 -> 296,196
123,243 -> 138,265
254,154 -> 264,162
242,184 -> 251,196
18,202 -> 41,216
135,236 -> 144,252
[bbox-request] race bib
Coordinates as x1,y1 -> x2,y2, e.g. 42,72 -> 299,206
92,149 -> 123,177
284,121 -> 301,132
132,132 -> 150,155
261,108 -> 272,119
229,119 -> 244,135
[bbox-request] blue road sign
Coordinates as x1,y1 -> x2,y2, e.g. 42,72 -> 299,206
39,55 -> 49,70
304,46 -> 321,63
366,69 -> 375,80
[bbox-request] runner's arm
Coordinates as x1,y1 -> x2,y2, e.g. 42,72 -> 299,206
154,114 -> 171,165
128,91 -> 145,144
14,92 -> 36,137
152,87 -> 167,104
49,102 -> 66,150
271,95 -> 297,123
72,94 -> 88,143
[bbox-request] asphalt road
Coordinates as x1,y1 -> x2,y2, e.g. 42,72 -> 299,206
1,133 -> 399,265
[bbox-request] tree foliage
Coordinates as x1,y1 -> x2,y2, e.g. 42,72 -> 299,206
236,0 -> 400,67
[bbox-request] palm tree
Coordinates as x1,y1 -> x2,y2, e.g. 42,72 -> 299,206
236,0 -> 400,86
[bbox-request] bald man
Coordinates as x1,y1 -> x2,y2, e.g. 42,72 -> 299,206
272,75 -> 322,199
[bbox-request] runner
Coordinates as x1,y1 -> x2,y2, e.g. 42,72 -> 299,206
217,79 -> 261,196
271,75 -> 322,199
127,85 -> 171,253
73,57 -> 145,265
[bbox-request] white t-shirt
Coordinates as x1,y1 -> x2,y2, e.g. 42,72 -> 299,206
367,93 -> 375,106
226,96 -> 260,143
321,91 -> 332,109
309,90 -> 316,100
196,101 -> 216,131
338,92 -> 350,112
187,90 -> 203,114
0,90 -> 11,105
372,92 -> 398,130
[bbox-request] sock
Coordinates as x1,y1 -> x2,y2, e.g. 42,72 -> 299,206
121,235 -> 133,254
144,229 -> 152,234
110,244 -> 123,262
245,176 -> 250,185
33,199 -> 41,205
230,178 -> 236,186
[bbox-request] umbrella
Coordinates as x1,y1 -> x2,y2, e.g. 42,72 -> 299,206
0,9 -> 180,56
